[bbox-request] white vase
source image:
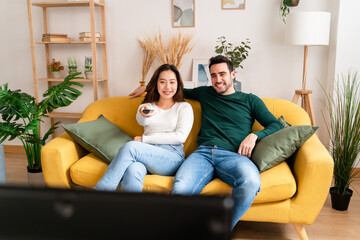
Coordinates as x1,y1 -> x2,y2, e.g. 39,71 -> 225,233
85,71 -> 93,79
51,71 -> 62,79
27,167 -> 45,187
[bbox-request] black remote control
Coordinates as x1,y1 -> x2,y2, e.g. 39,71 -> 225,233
142,109 -> 154,114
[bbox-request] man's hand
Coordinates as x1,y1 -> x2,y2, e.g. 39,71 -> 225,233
237,133 -> 258,158
129,86 -> 146,99
133,136 -> 142,142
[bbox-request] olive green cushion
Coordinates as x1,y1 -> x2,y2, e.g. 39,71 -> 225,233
62,114 -> 132,163
251,117 -> 318,172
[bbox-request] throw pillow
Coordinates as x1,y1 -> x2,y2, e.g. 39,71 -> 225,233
251,118 -> 318,172
278,115 -> 291,128
62,114 -> 133,164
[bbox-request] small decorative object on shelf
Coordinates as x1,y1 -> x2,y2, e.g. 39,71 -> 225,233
42,33 -> 70,43
215,36 -> 251,92
84,56 -> 93,79
79,32 -> 101,42
49,58 -> 64,78
67,57 -> 78,74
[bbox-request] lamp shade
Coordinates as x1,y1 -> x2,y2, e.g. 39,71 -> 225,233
285,11 -> 331,46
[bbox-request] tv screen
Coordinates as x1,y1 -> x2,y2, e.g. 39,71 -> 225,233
0,185 -> 233,240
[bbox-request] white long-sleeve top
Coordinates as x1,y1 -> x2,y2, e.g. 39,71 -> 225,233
136,102 -> 194,145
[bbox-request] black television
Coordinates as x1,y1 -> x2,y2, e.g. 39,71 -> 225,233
0,185 -> 233,239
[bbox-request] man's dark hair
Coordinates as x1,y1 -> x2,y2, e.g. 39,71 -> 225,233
209,55 -> 234,73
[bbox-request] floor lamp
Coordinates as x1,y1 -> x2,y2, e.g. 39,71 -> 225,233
285,11 -> 331,126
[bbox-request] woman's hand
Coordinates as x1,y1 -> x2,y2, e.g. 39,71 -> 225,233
139,105 -> 156,117
133,136 -> 142,142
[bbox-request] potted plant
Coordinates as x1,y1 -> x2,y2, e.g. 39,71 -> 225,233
84,56 -> 93,79
49,58 -> 64,79
215,36 -> 251,91
280,0 -> 300,24
67,57 -> 78,75
0,73 -> 84,177
324,71 -> 360,211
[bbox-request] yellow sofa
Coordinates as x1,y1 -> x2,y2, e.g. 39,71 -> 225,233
41,96 -> 333,239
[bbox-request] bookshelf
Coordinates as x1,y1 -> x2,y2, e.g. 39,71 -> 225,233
27,0 -> 109,136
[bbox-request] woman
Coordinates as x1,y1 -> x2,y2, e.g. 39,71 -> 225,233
94,64 -> 194,192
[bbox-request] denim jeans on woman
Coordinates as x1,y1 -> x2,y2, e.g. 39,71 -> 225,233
94,141 -> 185,192
171,145 -> 261,230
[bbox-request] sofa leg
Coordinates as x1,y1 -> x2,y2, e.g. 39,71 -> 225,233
293,223 -> 309,240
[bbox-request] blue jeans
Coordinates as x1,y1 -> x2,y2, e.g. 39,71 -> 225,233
94,141 -> 185,192
172,145 -> 261,230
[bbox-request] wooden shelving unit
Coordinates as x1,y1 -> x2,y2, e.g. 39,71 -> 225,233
27,0 -> 109,136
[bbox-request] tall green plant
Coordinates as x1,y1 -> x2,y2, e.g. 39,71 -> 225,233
0,73 -> 84,171
324,71 -> 360,195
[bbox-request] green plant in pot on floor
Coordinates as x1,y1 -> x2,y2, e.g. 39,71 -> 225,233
0,73 -> 84,173
215,36 -> 251,92
324,70 -> 360,211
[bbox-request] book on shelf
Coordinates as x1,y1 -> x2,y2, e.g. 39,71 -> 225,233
79,32 -> 101,38
42,33 -> 68,38
42,37 -> 71,43
79,37 -> 101,42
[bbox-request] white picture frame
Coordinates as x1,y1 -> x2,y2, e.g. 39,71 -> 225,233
192,59 -> 211,87
222,0 -> 245,10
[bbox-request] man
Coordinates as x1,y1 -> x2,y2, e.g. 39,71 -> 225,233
129,55 -> 283,229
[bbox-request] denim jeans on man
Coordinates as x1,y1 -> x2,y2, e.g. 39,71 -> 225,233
172,145 -> 261,230
94,141 -> 185,192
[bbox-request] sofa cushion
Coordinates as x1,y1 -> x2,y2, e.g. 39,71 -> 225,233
70,153 -> 296,203
251,124 -> 319,172
63,114 -> 132,164
70,153 -> 108,187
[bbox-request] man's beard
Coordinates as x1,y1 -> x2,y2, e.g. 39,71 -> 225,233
213,79 -> 233,95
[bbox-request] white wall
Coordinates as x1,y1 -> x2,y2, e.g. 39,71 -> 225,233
0,0 -> 346,146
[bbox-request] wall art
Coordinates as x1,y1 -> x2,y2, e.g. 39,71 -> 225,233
222,0 -> 245,10
172,0 -> 195,27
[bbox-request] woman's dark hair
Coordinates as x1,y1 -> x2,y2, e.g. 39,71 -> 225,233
209,55 -> 234,73
143,64 -> 184,103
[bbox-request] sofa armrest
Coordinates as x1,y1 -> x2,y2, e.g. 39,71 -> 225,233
289,135 -> 333,224
41,133 -> 88,188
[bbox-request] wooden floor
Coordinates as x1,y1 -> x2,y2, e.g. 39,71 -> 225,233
4,153 -> 360,240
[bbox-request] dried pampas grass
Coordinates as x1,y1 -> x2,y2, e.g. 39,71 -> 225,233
138,31 -> 194,85
138,37 -> 156,84
153,31 -> 194,69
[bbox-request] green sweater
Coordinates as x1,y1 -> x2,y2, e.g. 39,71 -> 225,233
184,87 -> 283,152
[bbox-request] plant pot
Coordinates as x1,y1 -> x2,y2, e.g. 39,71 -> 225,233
233,78 -> 241,92
51,71 -> 62,79
330,187 -> 353,211
85,71 -> 93,79
27,166 -> 45,188
290,0 -> 300,7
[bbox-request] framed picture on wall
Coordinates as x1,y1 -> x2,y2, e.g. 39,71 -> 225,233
192,59 -> 211,87
222,0 -> 246,10
172,0 -> 195,27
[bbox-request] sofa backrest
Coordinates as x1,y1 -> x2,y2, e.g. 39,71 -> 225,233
252,98 -> 311,132
79,96 -> 310,158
